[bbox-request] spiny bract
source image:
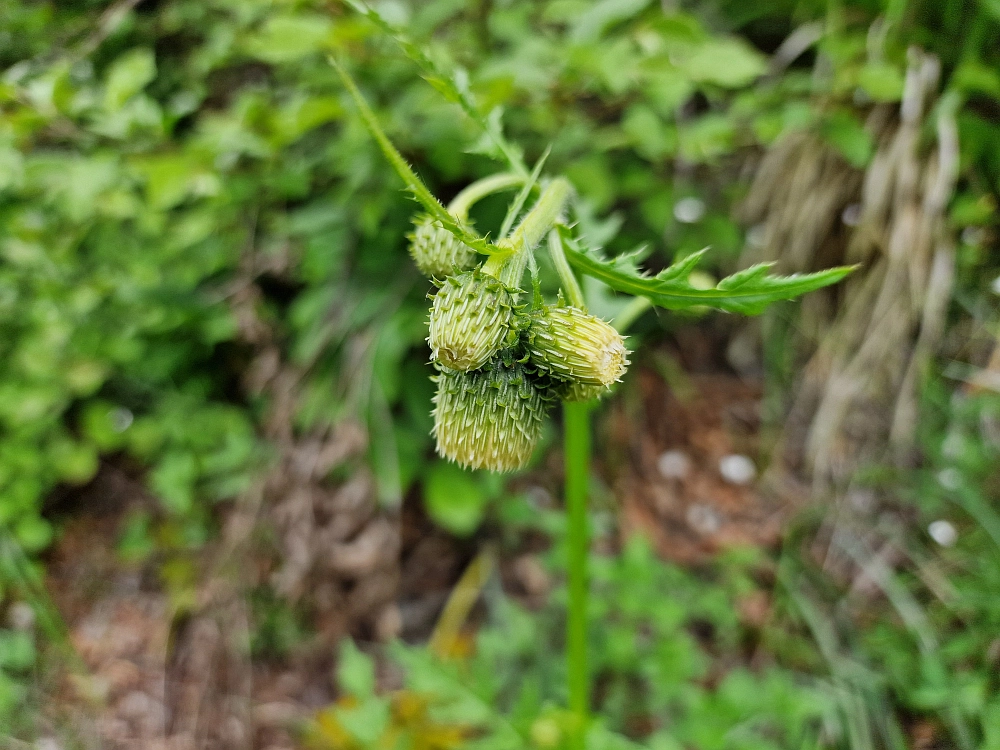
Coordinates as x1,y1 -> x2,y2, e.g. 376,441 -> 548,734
526,305 -> 629,388
432,360 -> 549,472
428,270 -> 520,371
408,214 -> 478,278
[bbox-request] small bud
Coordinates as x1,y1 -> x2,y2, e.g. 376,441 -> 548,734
432,361 -> 549,472
408,214 -> 478,278
526,306 -> 629,387
428,270 -> 520,371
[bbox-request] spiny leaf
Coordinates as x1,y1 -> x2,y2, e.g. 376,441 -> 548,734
329,56 -> 495,255
498,146 -> 549,240
343,0 -> 527,176
560,230 -> 855,315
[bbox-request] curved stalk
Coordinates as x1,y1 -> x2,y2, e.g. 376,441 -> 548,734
447,173 -> 524,221
547,229 -> 585,309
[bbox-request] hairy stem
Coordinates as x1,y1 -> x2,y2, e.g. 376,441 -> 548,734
547,228 -> 585,309
483,177 -> 572,287
564,399 -> 591,743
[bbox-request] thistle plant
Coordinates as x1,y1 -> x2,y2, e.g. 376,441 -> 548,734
332,27 -> 852,747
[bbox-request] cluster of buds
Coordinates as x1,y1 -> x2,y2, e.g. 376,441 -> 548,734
410,179 -> 629,472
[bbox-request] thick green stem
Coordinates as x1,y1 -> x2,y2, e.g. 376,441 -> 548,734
483,177 -> 571,288
564,398 -> 591,742
447,173 -> 524,221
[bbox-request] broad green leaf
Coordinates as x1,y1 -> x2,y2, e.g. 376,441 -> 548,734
424,461 -> 487,536
858,63 -> 904,103
561,233 -> 854,315
337,639 -> 376,698
104,48 -> 156,110
679,39 -> 767,89
244,15 -> 333,63
821,111 -> 873,168
569,0 -> 654,43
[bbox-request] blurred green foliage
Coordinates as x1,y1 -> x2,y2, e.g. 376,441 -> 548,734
1,0 -> 1000,743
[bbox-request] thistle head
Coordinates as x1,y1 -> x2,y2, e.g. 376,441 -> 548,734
432,360 -> 550,472
408,214 -> 478,278
427,270 -> 521,371
526,306 -> 629,388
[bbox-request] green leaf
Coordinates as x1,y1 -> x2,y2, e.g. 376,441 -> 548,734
424,461 -> 487,536
337,639 -> 376,698
561,233 -> 854,315
0,631 -> 35,671
679,39 -> 767,89
104,48 -> 156,110
244,15 -> 333,63
821,111 -> 874,168
858,63 -> 904,103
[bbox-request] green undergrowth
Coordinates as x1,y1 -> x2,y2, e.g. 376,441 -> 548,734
1,0 -> 1000,741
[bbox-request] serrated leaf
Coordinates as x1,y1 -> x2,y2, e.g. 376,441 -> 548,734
560,231 -> 854,315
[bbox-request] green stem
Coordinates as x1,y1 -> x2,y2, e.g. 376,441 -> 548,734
547,229 -> 585,309
613,296 -> 651,333
483,177 -> 572,288
564,399 -> 591,742
447,173 -> 524,221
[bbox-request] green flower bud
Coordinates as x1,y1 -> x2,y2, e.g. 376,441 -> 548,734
432,361 -> 549,472
408,214 -> 478,278
428,270 -> 520,371
526,306 -> 629,387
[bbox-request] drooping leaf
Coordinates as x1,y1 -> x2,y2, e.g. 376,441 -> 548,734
560,231 -> 854,315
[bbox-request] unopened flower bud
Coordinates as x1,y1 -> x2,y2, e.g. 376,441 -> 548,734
408,214 -> 478,278
428,270 -> 520,371
526,306 -> 629,387
432,361 -> 549,472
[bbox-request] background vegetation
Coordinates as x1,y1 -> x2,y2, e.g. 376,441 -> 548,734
1,0 -> 999,747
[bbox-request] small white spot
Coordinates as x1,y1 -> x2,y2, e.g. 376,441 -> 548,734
745,224 -> 767,248
937,467 -> 961,491
941,431 -> 965,459
991,276 -> 1000,296
928,519 -> 957,547
848,489 -> 876,514
7,601 -> 34,631
657,450 -> 691,480
962,226 -> 984,247
687,503 -> 722,535
673,197 -> 706,224
719,454 -> 757,485
841,203 -> 862,227
109,407 -> 133,433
